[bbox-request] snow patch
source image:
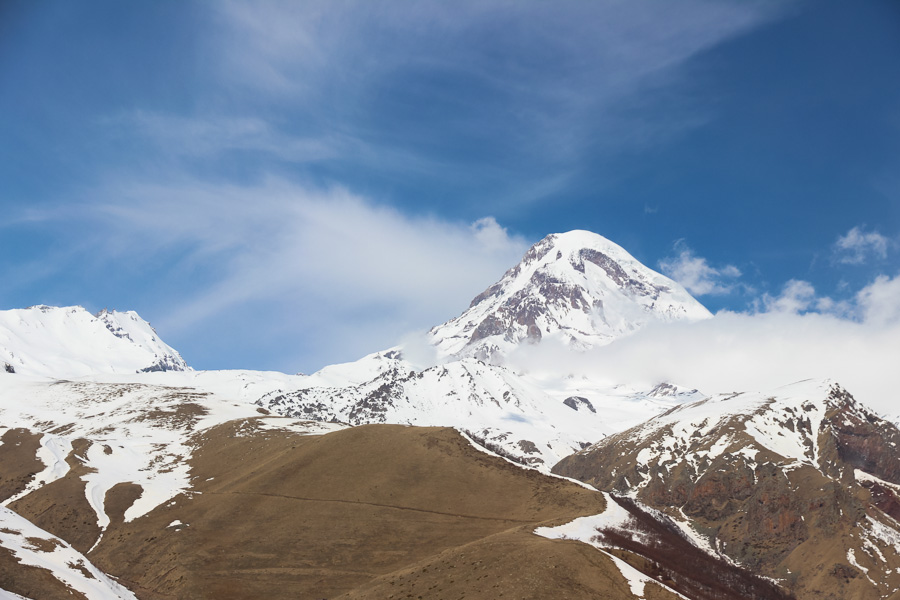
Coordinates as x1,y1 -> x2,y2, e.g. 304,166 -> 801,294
0,507 -> 138,599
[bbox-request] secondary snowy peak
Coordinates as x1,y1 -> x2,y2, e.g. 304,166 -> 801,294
555,380 -> 900,600
430,230 -> 711,361
556,379 -> 900,492
0,305 -> 189,378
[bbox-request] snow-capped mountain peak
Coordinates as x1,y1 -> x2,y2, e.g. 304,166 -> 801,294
0,305 -> 189,378
430,230 -> 711,361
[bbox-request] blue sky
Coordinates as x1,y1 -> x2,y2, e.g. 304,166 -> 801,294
2,0 -> 899,373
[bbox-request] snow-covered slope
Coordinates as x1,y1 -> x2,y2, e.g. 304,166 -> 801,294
0,375 -> 346,551
558,379 -> 900,483
3,227 -> 897,599
430,230 -> 711,362
0,306 -> 189,378
261,358 -> 597,467
258,357 -> 698,469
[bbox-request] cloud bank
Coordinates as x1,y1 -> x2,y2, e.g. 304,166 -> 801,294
86,178 -> 528,371
509,274 -> 900,415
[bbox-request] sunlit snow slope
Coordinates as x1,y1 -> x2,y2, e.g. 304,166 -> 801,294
430,230 -> 711,362
0,306 -> 189,377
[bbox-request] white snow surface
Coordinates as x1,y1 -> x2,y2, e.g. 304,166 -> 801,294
855,469 -> 900,494
0,306 -> 188,378
613,379 -> 845,480
258,352 -> 700,470
0,506 -> 138,599
0,233 -> 716,482
0,370 -> 345,540
3,231 -> 897,598
534,492 -> 633,541
429,230 -> 711,362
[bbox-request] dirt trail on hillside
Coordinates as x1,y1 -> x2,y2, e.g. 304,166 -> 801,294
77,422 -> 613,599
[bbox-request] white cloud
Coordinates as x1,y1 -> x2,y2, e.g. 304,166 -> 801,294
470,217 -> 515,253
658,242 -> 741,296
856,274 -> 900,326
834,226 -> 890,264
760,279 -> 817,314
88,177 -> 529,370
509,272 -> 900,416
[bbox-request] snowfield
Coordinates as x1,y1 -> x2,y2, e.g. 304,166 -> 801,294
0,306 -> 188,378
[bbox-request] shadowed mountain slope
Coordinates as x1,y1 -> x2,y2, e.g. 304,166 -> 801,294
555,380 -> 900,600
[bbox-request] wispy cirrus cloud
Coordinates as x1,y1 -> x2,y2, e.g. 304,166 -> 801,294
3,0 -> 799,373
193,0 -> 789,194
104,112 -> 343,163
102,110 -> 470,183
79,177 -> 529,370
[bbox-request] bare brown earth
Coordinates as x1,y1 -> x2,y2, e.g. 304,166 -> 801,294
73,421 -> 647,599
340,526 -> 684,600
1,415 -> 807,599
2,411 -> 817,600
8,437 -> 103,554
0,428 -> 44,502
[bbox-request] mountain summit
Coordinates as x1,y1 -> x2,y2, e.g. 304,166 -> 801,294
0,305 -> 189,377
430,230 -> 711,361
257,230 -> 710,468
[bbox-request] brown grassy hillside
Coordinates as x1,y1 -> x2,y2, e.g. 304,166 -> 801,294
10,420 -> 635,599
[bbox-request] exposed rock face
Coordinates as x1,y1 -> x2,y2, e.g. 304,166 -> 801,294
430,230 -> 711,362
554,380 -> 900,600
139,355 -> 189,373
825,385 -> 900,484
599,495 -> 796,600
564,396 -> 596,413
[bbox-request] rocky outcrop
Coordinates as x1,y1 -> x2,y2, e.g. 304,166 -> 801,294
554,381 -> 900,600
430,230 -> 711,362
